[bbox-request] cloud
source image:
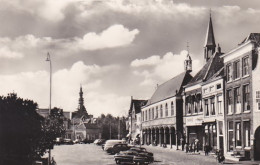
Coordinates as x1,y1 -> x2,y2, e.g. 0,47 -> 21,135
131,50 -> 201,87
77,24 -> 139,50
0,46 -> 23,59
0,25 -> 139,57
0,61 -> 122,116
131,56 -> 160,67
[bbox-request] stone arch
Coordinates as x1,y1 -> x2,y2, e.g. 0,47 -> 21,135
254,126 -> 260,160
170,126 -> 176,145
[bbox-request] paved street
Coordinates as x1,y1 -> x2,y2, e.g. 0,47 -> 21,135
50,144 -> 259,165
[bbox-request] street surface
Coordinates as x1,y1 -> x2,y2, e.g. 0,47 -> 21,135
50,144 -> 259,165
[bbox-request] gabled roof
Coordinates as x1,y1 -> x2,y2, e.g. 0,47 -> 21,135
186,52 -> 223,87
146,72 -> 193,106
204,15 -> 216,47
129,99 -> 148,115
240,33 -> 260,45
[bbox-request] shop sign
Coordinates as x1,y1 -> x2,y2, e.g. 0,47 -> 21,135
186,116 -> 203,126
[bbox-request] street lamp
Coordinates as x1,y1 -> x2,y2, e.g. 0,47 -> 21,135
46,52 -> 52,115
46,52 -> 52,165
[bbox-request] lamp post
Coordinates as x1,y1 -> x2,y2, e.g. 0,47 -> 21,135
46,52 -> 52,165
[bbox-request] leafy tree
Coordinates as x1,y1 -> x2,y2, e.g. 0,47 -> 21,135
0,93 -> 42,165
0,93 -> 65,165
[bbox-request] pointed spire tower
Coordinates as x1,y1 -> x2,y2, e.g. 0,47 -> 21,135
78,84 -> 87,115
184,42 -> 192,72
204,10 -> 216,62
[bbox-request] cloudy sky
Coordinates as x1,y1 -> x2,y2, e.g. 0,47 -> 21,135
0,0 -> 260,117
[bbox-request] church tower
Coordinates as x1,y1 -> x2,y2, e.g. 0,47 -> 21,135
204,12 -> 216,62
184,43 -> 192,72
78,85 -> 87,115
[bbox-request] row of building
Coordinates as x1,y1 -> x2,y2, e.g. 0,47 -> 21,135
127,14 -> 260,161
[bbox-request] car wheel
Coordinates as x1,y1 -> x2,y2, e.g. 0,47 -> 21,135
115,160 -> 120,164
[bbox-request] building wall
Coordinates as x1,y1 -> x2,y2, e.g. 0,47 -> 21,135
223,41 -> 255,159
202,78 -> 226,153
142,96 -> 177,129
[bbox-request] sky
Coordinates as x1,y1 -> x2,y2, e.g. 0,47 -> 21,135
0,0 -> 260,117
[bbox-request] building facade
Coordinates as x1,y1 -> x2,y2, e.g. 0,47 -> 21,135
141,58 -> 193,149
222,33 -> 260,160
127,97 -> 147,143
183,14 -> 224,151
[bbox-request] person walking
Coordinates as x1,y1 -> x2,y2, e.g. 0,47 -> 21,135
195,138 -> 199,152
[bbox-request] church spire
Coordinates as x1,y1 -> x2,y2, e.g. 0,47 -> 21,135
204,10 -> 216,62
184,42 -> 192,72
78,85 -> 87,114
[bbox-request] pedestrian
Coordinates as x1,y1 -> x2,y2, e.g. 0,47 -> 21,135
195,138 -> 199,152
189,143 -> 192,153
205,145 -> 209,156
192,142 -> 195,153
185,143 -> 189,153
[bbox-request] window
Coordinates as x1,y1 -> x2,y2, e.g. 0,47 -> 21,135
216,84 -> 221,89
165,103 -> 168,117
205,99 -> 209,116
243,84 -> 250,111
145,110 -> 147,121
152,108 -> 154,119
242,56 -> 249,76
156,106 -> 158,118
217,95 -> 223,114
204,88 -> 208,94
171,102 -> 174,116
227,64 -> 232,82
148,109 -> 150,120
227,89 -> 233,114
210,97 -> 215,115
233,60 -> 240,79
209,86 -> 214,92
228,121 -> 234,151
234,87 -> 241,113
244,121 -> 250,147
160,105 -> 163,118
235,122 -> 241,147
142,111 -> 144,121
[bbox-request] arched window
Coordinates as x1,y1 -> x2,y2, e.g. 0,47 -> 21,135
148,109 -> 150,120
165,103 -> 168,116
160,105 -> 163,117
171,102 -> 174,116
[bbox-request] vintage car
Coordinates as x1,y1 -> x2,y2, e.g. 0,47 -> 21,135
106,143 -> 130,154
114,150 -> 153,165
128,147 -> 154,163
133,155 -> 150,165
114,150 -> 138,164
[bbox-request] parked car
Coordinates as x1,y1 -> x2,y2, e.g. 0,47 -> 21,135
93,139 -> 100,144
97,139 -> 106,145
73,139 -> 80,144
64,139 -> 73,145
133,154 -> 150,165
82,139 -> 94,144
128,147 -> 154,163
114,150 -> 139,164
106,143 -> 130,154
54,137 -> 63,145
104,139 -> 126,151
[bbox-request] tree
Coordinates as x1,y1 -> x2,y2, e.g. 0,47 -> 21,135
0,93 -> 42,165
0,93 -> 65,165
